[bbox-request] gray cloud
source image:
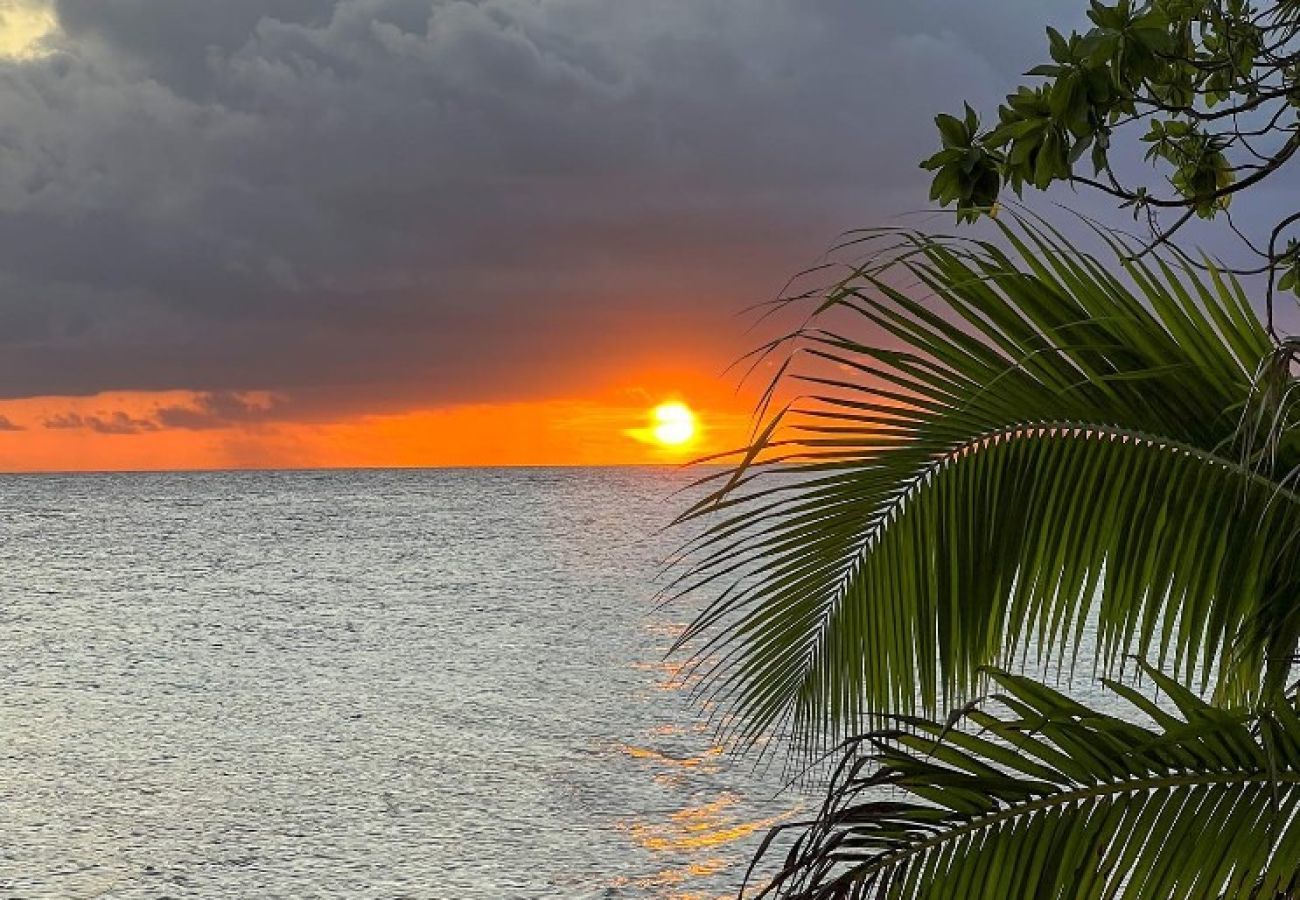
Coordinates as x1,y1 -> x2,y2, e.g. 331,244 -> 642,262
35,391 -> 280,436
43,411 -> 160,434
155,391 -> 281,429
0,0 -> 1086,410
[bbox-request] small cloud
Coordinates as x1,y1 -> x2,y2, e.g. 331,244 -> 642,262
155,391 -> 281,430
43,413 -> 84,430
0,415 -> 25,432
44,411 -> 160,435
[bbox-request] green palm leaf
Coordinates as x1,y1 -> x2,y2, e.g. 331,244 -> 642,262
672,215 -> 1300,751
749,668 -> 1300,900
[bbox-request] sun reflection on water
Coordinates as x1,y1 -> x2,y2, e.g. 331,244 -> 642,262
629,658 -> 701,693
620,793 -> 799,854
644,621 -> 690,640
610,617 -> 806,898
619,743 -> 725,772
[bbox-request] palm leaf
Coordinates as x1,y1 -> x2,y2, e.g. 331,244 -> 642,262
672,215 -> 1300,751
749,667 -> 1300,900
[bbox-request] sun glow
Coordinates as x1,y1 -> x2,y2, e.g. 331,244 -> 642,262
0,0 -> 56,60
651,402 -> 697,447
0,387 -> 754,471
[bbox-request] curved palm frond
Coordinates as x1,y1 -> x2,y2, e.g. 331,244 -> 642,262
672,215 -> 1300,751
750,667 -> 1300,900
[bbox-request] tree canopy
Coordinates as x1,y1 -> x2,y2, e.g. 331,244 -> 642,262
675,5 -> 1300,896
703,217 -> 1300,898
751,667 -> 1300,899
672,217 -> 1299,753
922,0 -> 1300,333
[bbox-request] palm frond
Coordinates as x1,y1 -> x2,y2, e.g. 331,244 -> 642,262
750,667 -> 1300,900
672,215 -> 1300,751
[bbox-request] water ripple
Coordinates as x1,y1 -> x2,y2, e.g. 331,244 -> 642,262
0,469 -> 803,898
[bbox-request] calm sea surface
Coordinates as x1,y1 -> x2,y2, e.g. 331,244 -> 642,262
0,468 -> 806,899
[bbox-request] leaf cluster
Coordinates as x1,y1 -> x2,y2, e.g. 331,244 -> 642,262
753,667 -> 1300,899
672,217 -> 1300,756
921,0 -> 1300,309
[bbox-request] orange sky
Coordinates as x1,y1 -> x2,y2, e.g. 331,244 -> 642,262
0,377 -> 760,472
0,2 -> 825,474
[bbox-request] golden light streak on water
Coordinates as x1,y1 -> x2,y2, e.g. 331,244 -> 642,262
611,789 -> 803,897
630,658 -> 701,692
606,857 -> 728,891
644,621 -> 689,640
609,535 -> 814,899
625,807 -> 798,853
619,742 -> 725,772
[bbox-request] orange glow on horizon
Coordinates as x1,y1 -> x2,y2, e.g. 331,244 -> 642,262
0,385 -> 757,473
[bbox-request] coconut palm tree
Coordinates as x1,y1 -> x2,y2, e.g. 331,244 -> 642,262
749,666 -> 1300,898
671,216 -> 1300,897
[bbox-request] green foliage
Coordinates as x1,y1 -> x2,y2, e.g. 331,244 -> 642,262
921,0 -> 1300,300
1279,239 -> 1300,291
1141,121 -> 1235,217
751,667 -> 1300,899
672,217 -> 1300,753
920,105 -> 1002,222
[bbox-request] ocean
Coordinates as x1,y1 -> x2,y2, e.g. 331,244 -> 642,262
0,468 -> 802,899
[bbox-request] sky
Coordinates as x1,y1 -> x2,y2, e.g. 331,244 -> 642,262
0,0 -> 1093,470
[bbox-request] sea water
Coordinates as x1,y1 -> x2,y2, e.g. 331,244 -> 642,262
0,468 -> 803,899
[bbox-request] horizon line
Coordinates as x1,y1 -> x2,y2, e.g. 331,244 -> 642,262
0,461 -> 731,477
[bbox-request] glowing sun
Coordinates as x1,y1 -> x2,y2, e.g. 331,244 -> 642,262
651,402 -> 697,447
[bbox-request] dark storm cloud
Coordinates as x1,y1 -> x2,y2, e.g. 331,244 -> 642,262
53,0 -> 337,94
0,0 -> 1085,409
